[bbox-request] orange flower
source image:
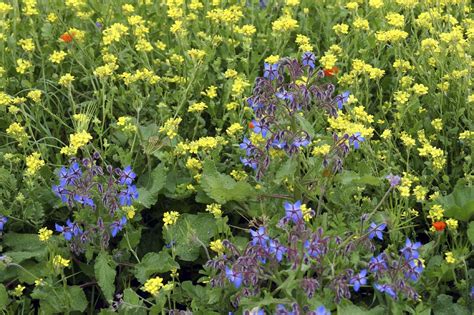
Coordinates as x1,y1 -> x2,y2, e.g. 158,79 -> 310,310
60,32 -> 74,43
248,121 -> 255,129
432,221 -> 446,231
324,66 -> 339,77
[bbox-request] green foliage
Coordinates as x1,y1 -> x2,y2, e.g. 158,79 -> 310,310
94,252 -> 117,303
134,251 -> 178,283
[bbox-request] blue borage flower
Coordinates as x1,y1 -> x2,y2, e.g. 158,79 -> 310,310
368,222 -> 386,240
350,269 -> 367,292
263,62 -> 279,80
336,91 -> 350,109
110,216 -> 127,237
349,132 -> 365,150
225,266 -> 243,288
385,173 -> 401,187
400,238 -> 422,260
284,200 -> 303,223
302,51 -> 316,69
0,216 -> 8,231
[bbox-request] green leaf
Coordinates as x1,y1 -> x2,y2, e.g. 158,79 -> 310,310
0,284 -> 8,310
468,222 -> 474,245
134,251 -> 179,283
201,161 -> 256,204
2,233 -> 47,263
68,286 -> 88,312
438,185 -> 474,221
94,252 -> 117,302
120,288 -> 146,315
337,301 -> 386,315
433,294 -> 470,315
274,158 -> 298,184
163,213 -> 217,261
137,164 -> 168,208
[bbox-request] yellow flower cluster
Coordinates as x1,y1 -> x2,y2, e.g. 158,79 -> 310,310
25,152 -> 45,176
49,50 -> 67,64
59,73 -> 75,87
18,38 -> 35,52
16,58 -> 32,74
206,203 -> 222,218
117,116 -> 137,133
189,102 -> 207,113
445,252 -> 456,264
210,239 -> 225,255
301,203 -> 313,222
11,284 -> 25,297
60,130 -> 92,156
312,144 -> 331,156
231,76 -> 250,97
375,29 -> 409,42
333,23 -> 349,35
230,169 -> 247,181
143,276 -> 165,295
159,117 -> 182,139
206,6 -> 243,25
27,90 -> 42,103
295,34 -> 312,52
53,255 -> 70,268
102,23 -> 129,45
6,122 -> 29,144
120,68 -> 160,85
428,204 -> 444,221
327,110 -> 374,139
122,205 -> 136,219
185,157 -> 202,171
226,123 -> 243,136
187,48 -> 206,61
272,15 -> 299,32
38,227 -> 53,241
163,211 -> 180,227
235,24 -> 256,36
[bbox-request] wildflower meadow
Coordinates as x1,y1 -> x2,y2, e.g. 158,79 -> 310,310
0,0 -> 473,314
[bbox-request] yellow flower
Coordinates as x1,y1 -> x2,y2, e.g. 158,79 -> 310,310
445,252 -> 456,264
11,284 -> 25,297
312,144 -> 331,156
122,206 -> 136,219
301,204 -> 313,221
135,38 -> 153,52
333,23 -> 349,35
37,227 -> 52,241
188,102 -> 208,113
206,203 -> 222,218
446,218 -> 458,230
25,152 -> 45,176
59,73 -> 75,87
431,119 -> 443,131
235,24 -> 256,36
187,48 -> 206,61
49,50 -> 67,64
368,0 -> 383,8
413,185 -> 428,201
102,23 -> 128,45
27,90 -> 42,103
203,85 -> 217,99
353,18 -> 369,31
320,53 -> 337,70
224,69 -> 238,78
265,55 -> 280,64
230,169 -> 247,181
210,239 -> 225,255
272,15 -> 299,32
16,58 -> 33,74
185,157 -> 202,171
163,211 -> 180,227
34,278 -> 45,287
412,84 -> 428,96
381,130 -> 392,139
143,276 -> 163,295
18,38 -> 35,52
231,76 -> 250,96
159,117 -> 182,139
6,122 -> 29,143
400,132 -> 415,148
226,123 -> 243,136
385,13 -> 405,28
117,116 -> 137,133
53,255 -> 70,268
428,204 -> 444,221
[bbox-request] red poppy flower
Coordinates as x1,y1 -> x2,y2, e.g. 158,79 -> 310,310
432,221 -> 446,231
60,32 -> 74,43
248,121 -> 255,129
324,66 -> 339,77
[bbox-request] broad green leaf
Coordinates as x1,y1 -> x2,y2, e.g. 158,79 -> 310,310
163,213 -> 217,261
439,186 -> 474,221
0,284 -> 8,310
137,164 -> 168,208
274,158 -> 298,184
433,294 -> 470,315
337,301 -> 386,315
120,288 -> 146,315
201,161 -> 256,204
94,252 -> 117,302
68,286 -> 88,312
2,233 -> 47,263
134,251 -> 179,283
468,222 -> 474,245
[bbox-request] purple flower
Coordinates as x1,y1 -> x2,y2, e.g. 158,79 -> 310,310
240,137 -> 253,155
336,91 -> 350,109
291,136 -> 310,148
284,200 -> 303,223
225,266 -> 243,288
275,89 -> 294,102
53,184 -> 69,202
251,120 -> 267,137
269,239 -> 287,262
95,21 -> 103,29
302,52 -> 316,69
369,254 -> 388,272
263,62 -> 279,80
350,269 -> 367,292
314,305 -> 330,315
55,219 -> 82,241
368,222 -> 386,241
385,173 -> 401,187
119,185 -> 138,206
400,238 -> 422,260
110,216 -> 127,237
404,259 -> 424,282
349,132 -> 365,150
67,162 -> 82,180
250,226 -> 269,248
118,166 -> 136,185
240,157 -> 258,170
0,216 -> 8,231
73,194 -> 95,208
58,166 -> 69,186
374,283 -> 397,299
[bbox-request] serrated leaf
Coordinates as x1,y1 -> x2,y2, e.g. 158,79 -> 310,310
68,286 -> 88,312
134,251 -> 179,283
201,161 -> 256,204
274,158 -> 298,184
94,252 -> 117,302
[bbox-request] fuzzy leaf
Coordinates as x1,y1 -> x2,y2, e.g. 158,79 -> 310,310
134,252 -> 178,283
94,252 -> 117,302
